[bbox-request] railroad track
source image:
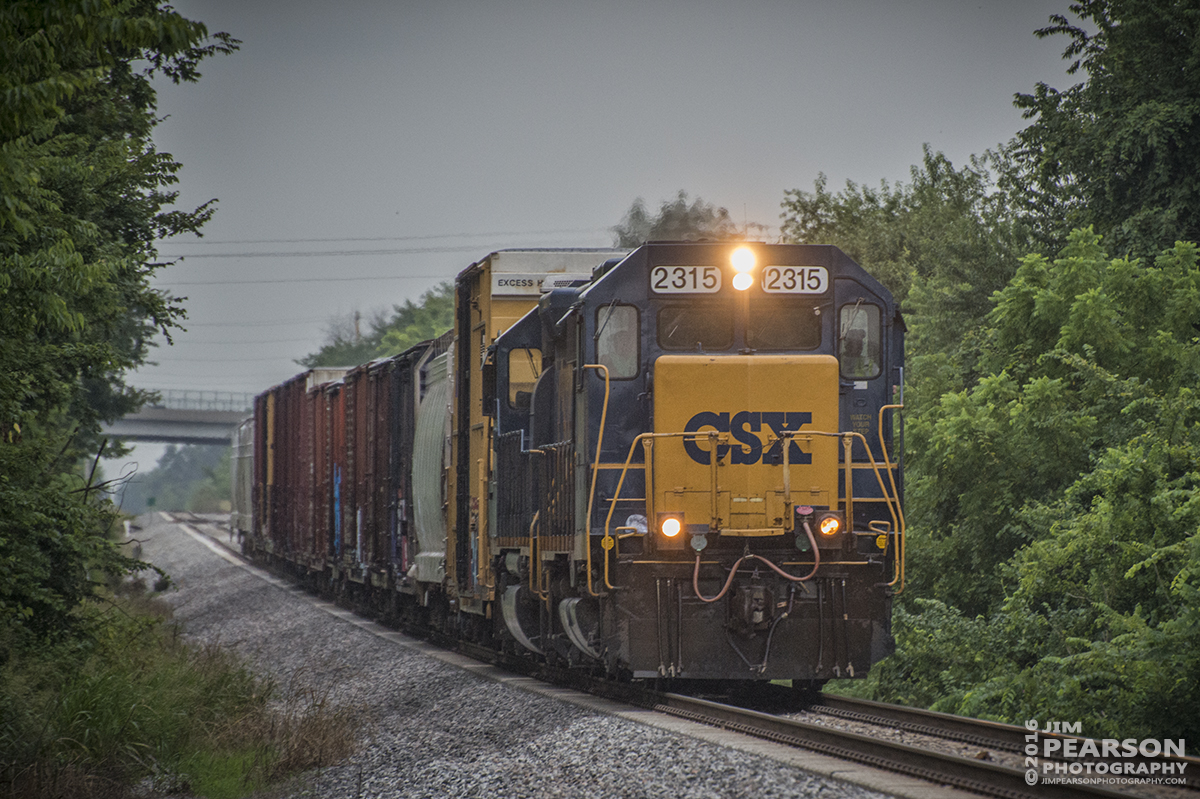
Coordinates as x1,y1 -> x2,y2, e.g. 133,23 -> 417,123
809,694 -> 1197,789
169,513 -> 1194,799
649,691 -> 1197,799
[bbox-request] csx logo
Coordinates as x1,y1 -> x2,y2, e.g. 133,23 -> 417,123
683,411 -> 812,465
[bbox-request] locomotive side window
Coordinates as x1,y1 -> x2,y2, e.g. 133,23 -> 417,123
838,302 -> 881,379
595,304 -> 639,379
508,348 -> 542,408
746,297 -> 821,350
657,305 -> 733,351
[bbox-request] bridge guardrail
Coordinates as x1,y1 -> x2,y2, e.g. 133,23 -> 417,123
144,389 -> 254,413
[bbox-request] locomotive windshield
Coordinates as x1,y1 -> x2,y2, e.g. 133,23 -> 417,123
508,347 -> 541,407
746,297 -> 821,350
838,302 -> 881,379
595,304 -> 639,378
656,304 -> 733,351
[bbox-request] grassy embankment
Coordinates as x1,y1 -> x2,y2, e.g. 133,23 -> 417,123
1,578 -> 357,799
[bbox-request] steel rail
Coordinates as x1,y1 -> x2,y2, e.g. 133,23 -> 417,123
651,693 -> 1135,799
811,693 -> 1199,790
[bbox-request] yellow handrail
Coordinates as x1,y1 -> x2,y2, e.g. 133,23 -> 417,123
581,364 -> 610,597
477,454 -> 494,591
878,403 -> 906,591
601,431 -> 708,589
595,424 -> 905,592
527,510 -> 548,600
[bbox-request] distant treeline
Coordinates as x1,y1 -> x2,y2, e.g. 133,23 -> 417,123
118,444 -> 232,516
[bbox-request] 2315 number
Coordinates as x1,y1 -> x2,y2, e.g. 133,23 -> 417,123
762,266 -> 828,294
650,266 -> 722,293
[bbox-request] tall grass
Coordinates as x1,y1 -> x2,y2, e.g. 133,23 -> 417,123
1,589 -> 357,799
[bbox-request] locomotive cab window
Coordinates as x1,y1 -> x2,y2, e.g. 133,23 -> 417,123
508,348 -> 542,408
746,297 -> 821,350
657,304 -> 733,351
595,304 -> 639,379
838,302 -> 881,379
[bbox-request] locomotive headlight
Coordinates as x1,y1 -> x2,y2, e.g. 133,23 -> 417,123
731,246 -> 756,273
731,246 -> 756,291
659,513 -> 683,538
818,514 -> 842,537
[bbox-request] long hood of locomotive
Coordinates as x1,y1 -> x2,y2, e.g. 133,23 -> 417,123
653,354 -> 840,535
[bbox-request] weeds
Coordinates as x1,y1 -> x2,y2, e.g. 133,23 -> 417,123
0,586 -> 358,799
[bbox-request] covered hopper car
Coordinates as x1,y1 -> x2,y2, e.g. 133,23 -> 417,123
235,242 -> 905,687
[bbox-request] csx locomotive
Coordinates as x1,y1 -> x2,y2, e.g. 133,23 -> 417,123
233,241 -> 905,687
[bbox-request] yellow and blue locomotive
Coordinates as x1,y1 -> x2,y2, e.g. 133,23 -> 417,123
240,241 -> 904,687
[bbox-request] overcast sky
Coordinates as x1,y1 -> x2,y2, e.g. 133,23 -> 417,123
115,0 -> 1081,469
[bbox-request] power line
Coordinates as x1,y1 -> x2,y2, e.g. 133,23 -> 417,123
163,274 -> 447,286
136,363 -> 308,372
166,336 -> 321,344
177,227 -> 609,245
180,318 -> 329,327
146,355 -> 305,363
160,245 -> 483,259
158,239 -> 625,260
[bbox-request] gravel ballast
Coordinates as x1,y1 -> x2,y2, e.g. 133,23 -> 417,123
138,513 -> 902,799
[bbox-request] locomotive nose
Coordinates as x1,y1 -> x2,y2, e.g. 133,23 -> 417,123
651,354 -> 840,538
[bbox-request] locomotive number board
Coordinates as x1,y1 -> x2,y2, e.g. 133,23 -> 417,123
650,265 -> 722,293
650,265 -> 830,294
761,265 -> 829,294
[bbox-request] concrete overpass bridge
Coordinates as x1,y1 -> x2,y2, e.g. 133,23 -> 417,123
101,390 -> 253,445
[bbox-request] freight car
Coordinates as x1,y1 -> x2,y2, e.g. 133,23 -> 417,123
235,242 -> 905,687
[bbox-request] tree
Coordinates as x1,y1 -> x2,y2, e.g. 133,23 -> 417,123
611,190 -> 763,247
0,1 -> 236,640
299,282 -> 454,368
878,232 -> 1200,740
780,146 -> 1040,410
799,1 -> 1200,740
117,444 -> 230,515
1015,0 -> 1200,258
298,308 -> 393,368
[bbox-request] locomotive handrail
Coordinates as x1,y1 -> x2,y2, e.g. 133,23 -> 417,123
792,429 -> 903,542
879,403 -> 906,592
478,453 -> 495,592
582,364 -> 611,597
598,425 -> 905,593
527,510 -> 550,602
749,426 -> 901,541
526,451 -> 546,600
601,430 -> 705,590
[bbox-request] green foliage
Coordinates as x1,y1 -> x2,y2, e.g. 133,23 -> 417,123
187,448 -> 232,513
1,592 -> 357,798
778,146 -> 1043,452
118,444 -> 230,515
783,1 -> 1200,743
0,436 -> 140,640
882,233 -> 1200,739
299,282 -> 454,369
0,1 -> 235,642
377,283 -> 455,356
1015,0 -> 1200,258
611,190 -> 762,247
781,147 -> 1036,375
